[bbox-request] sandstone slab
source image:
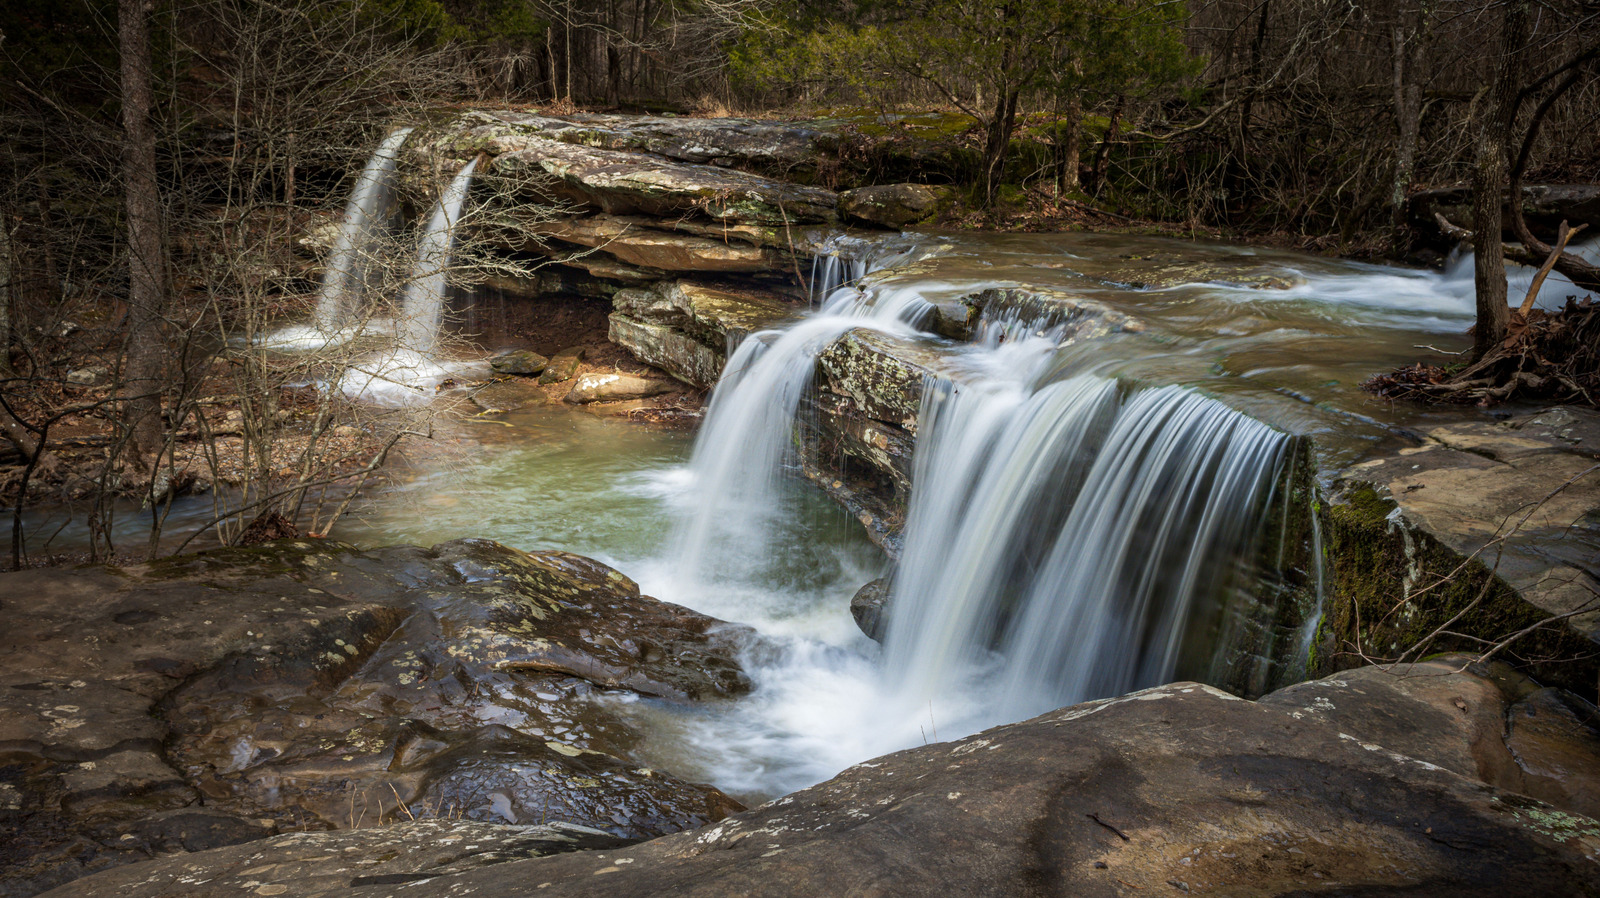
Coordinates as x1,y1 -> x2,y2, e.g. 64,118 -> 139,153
43,663 -> 1600,897
0,540 -> 748,895
491,136 -> 838,226
564,372 -> 679,404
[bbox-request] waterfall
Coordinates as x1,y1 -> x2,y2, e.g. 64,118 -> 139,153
876,351 -> 1292,724
808,252 -> 867,307
398,157 -> 480,354
314,127 -> 414,332
671,257 -> 1298,740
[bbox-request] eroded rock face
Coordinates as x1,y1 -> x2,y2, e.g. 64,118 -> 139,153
492,137 -> 838,226
0,540 -> 747,896
517,214 -> 789,274
1322,407 -> 1600,694
42,662 -> 1600,897
469,111 -> 833,174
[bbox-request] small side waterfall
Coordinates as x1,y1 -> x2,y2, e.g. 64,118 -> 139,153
808,252 -> 867,307
314,127 -> 414,332
671,255 -> 931,587
398,157 -> 480,353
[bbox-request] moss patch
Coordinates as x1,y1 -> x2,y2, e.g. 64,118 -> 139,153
1318,485 -> 1598,698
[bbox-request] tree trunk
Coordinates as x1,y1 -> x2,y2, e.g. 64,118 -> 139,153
1389,19 -> 1425,239
1087,94 -> 1125,197
1055,93 -> 1082,195
1469,0 -> 1528,360
118,0 -> 168,472
0,209 -> 11,378
981,86 -> 1020,207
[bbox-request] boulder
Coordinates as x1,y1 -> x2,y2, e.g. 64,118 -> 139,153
564,372 -> 679,404
539,346 -> 588,384
1322,408 -> 1600,695
608,282 -> 794,389
849,578 -> 890,641
816,328 -> 959,434
42,662 -> 1600,898
65,366 -> 108,386
607,314 -> 723,388
491,136 -> 838,226
658,281 -> 792,351
0,539 -> 748,896
490,349 -> 548,375
838,183 -> 948,228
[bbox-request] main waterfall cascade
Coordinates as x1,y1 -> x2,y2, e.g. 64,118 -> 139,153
657,246 -> 1312,786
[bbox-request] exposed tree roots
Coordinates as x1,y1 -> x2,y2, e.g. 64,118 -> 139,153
1365,297 -> 1599,407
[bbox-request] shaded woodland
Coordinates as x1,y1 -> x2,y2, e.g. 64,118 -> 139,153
0,0 -> 1596,563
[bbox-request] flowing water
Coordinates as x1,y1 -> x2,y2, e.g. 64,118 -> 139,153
321,230 -> 1539,804
314,127 -> 414,333
15,225 -> 1567,805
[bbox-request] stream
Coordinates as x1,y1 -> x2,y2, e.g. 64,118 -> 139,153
316,230 -> 1557,804
11,227 -> 1587,805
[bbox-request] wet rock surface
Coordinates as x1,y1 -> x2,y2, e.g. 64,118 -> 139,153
43,662 -> 1600,897
0,539 -> 747,896
489,348 -> 549,375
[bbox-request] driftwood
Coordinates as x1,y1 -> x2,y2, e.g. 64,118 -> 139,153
1520,220 -> 1587,316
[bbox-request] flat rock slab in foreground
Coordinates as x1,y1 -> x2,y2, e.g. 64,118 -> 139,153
47,661 -> 1600,897
0,539 -> 748,896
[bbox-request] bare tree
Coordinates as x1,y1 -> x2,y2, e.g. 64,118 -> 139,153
117,0 -> 168,474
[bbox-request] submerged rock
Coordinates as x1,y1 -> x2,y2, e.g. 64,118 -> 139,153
43,661 -> 1600,897
470,379 -> 548,413
0,539 -> 748,896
